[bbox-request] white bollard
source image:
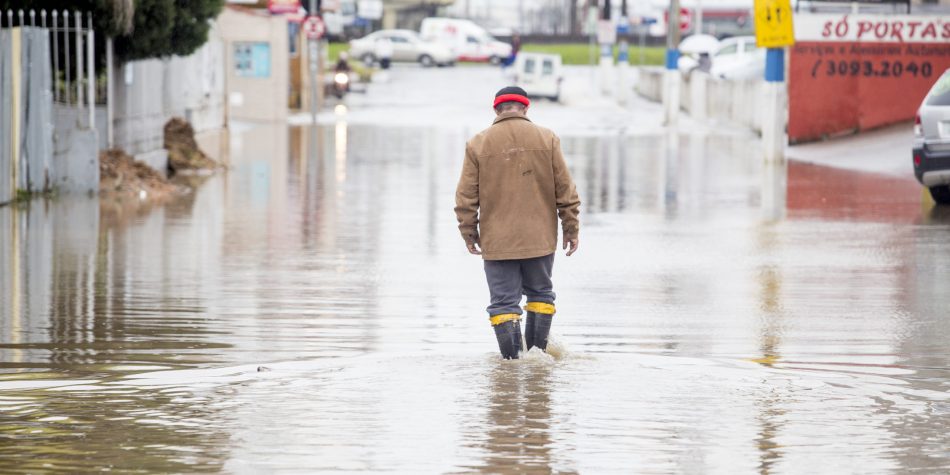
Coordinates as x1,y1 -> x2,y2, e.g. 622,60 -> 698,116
762,48 -> 787,163
761,81 -> 786,163
617,61 -> 630,106
664,69 -> 681,126
599,54 -> 614,96
689,72 -> 707,121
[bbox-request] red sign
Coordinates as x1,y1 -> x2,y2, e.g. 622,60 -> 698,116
665,8 -> 692,33
788,14 -> 950,143
268,0 -> 300,15
798,14 -> 950,43
303,15 -> 326,40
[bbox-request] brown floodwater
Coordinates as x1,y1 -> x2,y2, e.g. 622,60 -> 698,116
2,86 -> 950,473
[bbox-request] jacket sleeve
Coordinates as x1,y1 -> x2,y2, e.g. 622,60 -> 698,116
552,136 -> 580,240
454,144 -> 480,245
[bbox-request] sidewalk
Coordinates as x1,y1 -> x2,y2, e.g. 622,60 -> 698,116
787,122 -> 915,179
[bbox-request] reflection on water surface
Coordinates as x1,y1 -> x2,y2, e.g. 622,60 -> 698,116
1,122 -> 949,472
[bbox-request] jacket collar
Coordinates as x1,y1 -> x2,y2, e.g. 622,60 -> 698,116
492,111 -> 532,125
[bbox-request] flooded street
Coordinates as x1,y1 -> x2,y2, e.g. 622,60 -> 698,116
2,66 -> 950,473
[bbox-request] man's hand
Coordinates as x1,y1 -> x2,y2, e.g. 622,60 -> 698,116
467,242 -> 483,255
563,237 -> 578,256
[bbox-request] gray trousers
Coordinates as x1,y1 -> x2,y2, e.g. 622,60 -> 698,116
483,253 -> 556,316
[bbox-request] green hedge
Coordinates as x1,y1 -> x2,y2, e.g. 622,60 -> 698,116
521,43 -> 665,66
329,43 -> 349,63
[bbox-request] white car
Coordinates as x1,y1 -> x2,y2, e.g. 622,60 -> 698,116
677,34 -> 720,74
913,68 -> 950,204
710,36 -> 765,80
349,30 -> 455,67
420,18 -> 512,65
511,53 -> 563,102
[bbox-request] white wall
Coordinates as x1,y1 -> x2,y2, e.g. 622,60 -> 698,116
636,67 -> 772,135
217,7 -> 289,123
112,21 -> 227,169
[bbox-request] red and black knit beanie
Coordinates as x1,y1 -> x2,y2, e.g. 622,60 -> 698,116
494,86 -> 530,108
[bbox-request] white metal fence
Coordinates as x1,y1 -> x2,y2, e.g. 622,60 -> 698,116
1,9 -> 97,118
1,9 -> 99,205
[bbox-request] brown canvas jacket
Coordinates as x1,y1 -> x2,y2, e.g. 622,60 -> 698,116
454,112 -> 581,260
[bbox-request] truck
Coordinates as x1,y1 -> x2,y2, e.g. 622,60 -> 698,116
419,18 -> 512,65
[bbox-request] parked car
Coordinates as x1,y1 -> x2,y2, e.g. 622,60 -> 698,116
349,30 -> 454,67
913,68 -> 950,204
420,18 -> 512,65
709,36 -> 765,80
510,53 -> 563,102
677,34 -> 719,74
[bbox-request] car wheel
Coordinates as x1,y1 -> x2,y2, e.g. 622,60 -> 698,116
489,55 -> 501,66
361,53 -> 376,67
930,185 -> 950,205
419,54 -> 435,67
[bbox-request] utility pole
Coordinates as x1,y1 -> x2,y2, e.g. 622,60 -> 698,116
618,0 -> 630,105
518,0 -> 525,33
664,0 -> 682,125
599,0 -> 614,94
668,0 -> 681,54
696,0 -> 703,35
569,0 -> 578,36
309,0 -> 322,123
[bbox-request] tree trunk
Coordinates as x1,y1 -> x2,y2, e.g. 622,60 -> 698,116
569,0 -> 578,36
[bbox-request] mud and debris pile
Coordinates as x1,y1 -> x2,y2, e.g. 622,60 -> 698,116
99,148 -> 181,202
164,117 -> 219,173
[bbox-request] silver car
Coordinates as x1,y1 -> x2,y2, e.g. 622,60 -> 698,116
913,68 -> 950,204
349,30 -> 455,67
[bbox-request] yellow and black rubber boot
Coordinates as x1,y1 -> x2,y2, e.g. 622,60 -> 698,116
490,313 -> 523,359
524,302 -> 555,351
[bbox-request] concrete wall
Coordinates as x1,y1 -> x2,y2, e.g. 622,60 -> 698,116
635,67 -> 772,135
52,105 -> 99,194
691,74 -> 768,134
218,7 -> 289,122
790,13 -> 950,143
635,66 -> 665,103
113,21 -> 226,171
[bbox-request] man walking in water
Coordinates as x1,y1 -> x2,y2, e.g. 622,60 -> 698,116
455,86 -> 581,359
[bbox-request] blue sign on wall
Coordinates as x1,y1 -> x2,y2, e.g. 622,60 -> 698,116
235,42 -> 271,78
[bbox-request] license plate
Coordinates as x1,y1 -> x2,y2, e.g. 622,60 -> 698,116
940,121 -> 950,138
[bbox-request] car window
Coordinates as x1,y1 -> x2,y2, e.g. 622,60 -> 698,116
542,59 -> 553,76
524,58 -> 536,74
716,44 -> 738,56
466,36 -> 480,44
926,71 -> 950,106
390,35 -> 409,44
742,42 -> 757,53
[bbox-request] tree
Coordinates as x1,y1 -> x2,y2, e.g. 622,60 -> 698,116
117,0 -> 224,62
569,0 -> 578,36
0,0 -> 224,63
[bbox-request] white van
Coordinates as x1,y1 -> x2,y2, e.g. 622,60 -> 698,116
420,18 -> 512,65
511,53 -> 563,102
